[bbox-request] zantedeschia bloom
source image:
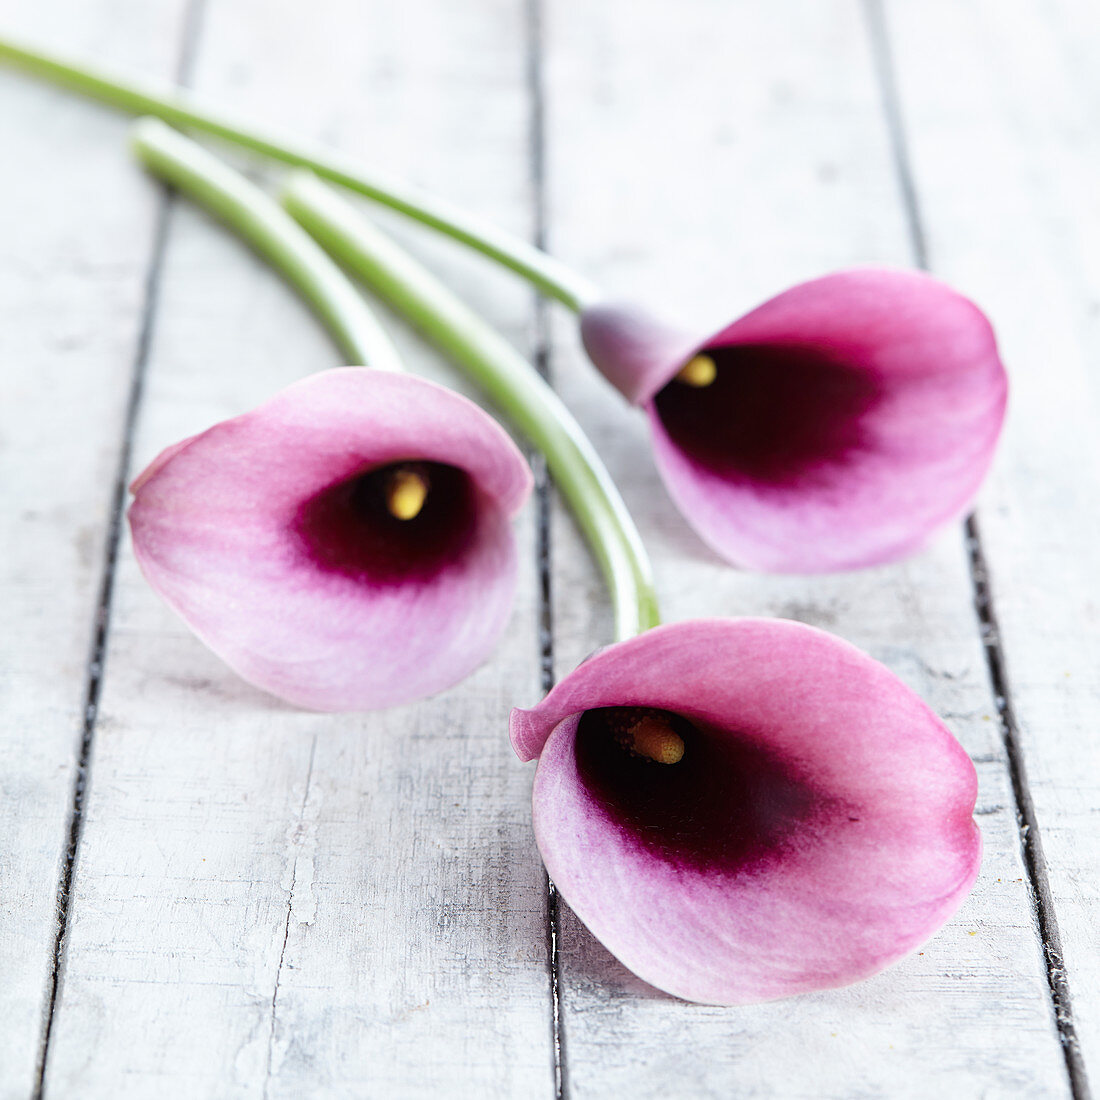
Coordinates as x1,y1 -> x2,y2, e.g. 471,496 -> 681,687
129,368 -> 533,710
580,268 -> 1008,572
511,618 -> 980,1005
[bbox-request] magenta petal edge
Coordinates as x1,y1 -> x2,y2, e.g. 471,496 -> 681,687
511,618 -> 981,1005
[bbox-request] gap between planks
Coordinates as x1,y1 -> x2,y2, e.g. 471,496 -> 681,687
862,1 -> 1091,1096
526,0 -> 570,1095
31,1 -> 210,1095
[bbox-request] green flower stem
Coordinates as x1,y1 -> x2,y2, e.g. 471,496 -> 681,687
0,36 -> 600,312
132,118 -> 402,372
129,118 -> 659,638
282,172 -> 661,640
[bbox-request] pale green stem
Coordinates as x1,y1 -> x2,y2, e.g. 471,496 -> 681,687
129,120 -> 659,638
282,173 -> 661,640
0,37 -> 600,312
132,118 -> 402,372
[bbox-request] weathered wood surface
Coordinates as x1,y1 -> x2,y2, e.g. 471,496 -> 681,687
0,0 -> 1094,1097
32,2 -> 552,1097
885,0 -> 1100,1083
542,1 -> 1070,1095
0,3 -> 190,1096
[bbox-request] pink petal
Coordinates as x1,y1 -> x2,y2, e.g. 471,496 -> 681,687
511,618 -> 980,1005
582,268 -> 1008,572
129,368 -> 533,710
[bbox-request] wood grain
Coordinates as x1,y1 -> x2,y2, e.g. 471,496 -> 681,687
540,0 -> 1070,1095
885,0 -> 1100,1084
1,0 -> 1094,1095
0,3 -> 190,1094
38,0 -> 554,1095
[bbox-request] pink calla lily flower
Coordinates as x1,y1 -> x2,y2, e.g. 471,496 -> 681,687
129,368 -> 533,710
581,268 -> 1008,572
511,618 -> 980,1005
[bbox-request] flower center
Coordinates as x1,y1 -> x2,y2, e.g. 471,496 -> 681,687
604,706 -> 686,764
675,354 -> 717,388
293,460 -> 476,581
574,705 -> 819,871
384,464 -> 430,520
655,344 -> 881,486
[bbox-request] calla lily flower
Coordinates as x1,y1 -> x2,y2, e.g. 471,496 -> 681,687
580,268 -> 1008,572
129,368 -> 532,710
511,618 -> 980,1005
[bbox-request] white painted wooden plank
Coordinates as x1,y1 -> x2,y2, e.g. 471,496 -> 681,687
0,3 -> 191,1095
540,0 -> 1068,1094
885,0 -> 1100,1082
41,1 -> 555,1096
